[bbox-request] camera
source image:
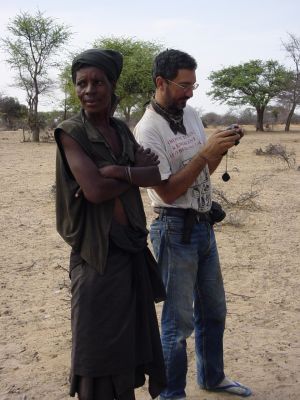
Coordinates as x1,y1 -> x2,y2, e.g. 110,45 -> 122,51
220,123 -> 242,160
223,124 -> 243,145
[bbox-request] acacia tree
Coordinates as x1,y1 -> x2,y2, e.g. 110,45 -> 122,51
208,59 -> 290,131
59,64 -> 78,120
280,33 -> 300,131
1,10 -> 71,141
94,37 -> 162,125
61,37 -> 163,125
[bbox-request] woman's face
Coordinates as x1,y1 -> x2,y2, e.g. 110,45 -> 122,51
75,66 -> 113,115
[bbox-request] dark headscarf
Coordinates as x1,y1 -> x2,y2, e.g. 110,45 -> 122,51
71,49 -> 123,83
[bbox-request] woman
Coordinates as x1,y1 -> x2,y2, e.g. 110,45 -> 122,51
55,48 -> 166,400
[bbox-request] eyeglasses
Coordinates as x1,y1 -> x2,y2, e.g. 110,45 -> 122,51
166,79 -> 199,91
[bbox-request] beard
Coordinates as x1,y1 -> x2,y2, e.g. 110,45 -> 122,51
167,97 -> 189,113
164,88 -> 190,113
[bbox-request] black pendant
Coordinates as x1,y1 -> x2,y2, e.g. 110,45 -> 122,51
222,172 -> 231,182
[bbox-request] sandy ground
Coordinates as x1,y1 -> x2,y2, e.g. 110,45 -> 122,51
0,127 -> 299,400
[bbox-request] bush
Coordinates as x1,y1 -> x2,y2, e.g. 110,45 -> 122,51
255,143 -> 296,168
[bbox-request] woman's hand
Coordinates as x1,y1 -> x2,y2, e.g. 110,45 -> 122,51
134,145 -> 160,167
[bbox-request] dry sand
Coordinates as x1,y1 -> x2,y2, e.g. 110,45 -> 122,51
0,127 -> 299,400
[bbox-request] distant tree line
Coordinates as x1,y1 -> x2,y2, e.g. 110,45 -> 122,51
201,106 -> 300,129
1,10 -> 300,140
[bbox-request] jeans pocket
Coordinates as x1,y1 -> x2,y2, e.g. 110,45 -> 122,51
150,219 -> 168,264
150,219 -> 161,241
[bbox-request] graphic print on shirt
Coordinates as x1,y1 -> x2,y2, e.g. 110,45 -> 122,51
182,157 -> 211,211
166,134 -> 199,160
166,132 -> 211,212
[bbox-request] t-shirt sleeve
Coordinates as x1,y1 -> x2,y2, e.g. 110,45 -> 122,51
134,122 -> 171,181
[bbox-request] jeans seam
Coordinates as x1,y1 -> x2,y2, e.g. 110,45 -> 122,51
165,219 -> 180,373
160,218 -> 187,399
202,222 -> 212,256
195,279 -> 208,388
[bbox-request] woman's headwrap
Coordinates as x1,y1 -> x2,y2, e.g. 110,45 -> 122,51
71,49 -> 123,83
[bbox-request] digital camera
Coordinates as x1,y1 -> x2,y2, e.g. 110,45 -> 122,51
223,124 -> 242,145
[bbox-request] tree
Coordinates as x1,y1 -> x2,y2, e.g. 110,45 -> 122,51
1,10 -> 71,141
61,37 -> 163,126
237,108 -> 256,125
94,37 -> 163,125
208,60 -> 290,131
281,33 -> 300,131
0,94 -> 27,129
202,112 -> 223,127
59,64 -> 79,120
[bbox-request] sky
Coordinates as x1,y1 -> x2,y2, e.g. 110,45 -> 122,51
0,0 -> 299,115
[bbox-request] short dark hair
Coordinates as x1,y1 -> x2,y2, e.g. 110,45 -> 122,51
152,49 -> 197,86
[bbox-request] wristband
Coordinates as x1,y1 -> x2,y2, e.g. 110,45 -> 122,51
125,166 -> 132,184
127,166 -> 132,184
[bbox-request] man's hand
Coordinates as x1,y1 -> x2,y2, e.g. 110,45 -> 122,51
217,124 -> 244,143
200,127 -> 242,161
134,145 -> 160,167
226,124 -> 244,140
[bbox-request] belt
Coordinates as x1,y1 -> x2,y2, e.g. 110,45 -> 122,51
153,206 -> 211,222
154,206 -> 212,244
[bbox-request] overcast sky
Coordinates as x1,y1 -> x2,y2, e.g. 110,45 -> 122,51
0,0 -> 299,114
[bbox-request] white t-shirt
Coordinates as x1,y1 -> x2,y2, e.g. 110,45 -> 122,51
134,104 -> 212,213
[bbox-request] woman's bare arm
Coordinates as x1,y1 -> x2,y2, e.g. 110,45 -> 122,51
59,132 -> 130,204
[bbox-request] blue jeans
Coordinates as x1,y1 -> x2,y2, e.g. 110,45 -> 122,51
150,215 -> 227,399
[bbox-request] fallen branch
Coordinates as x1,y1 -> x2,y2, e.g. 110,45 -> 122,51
226,291 -> 255,299
55,264 -> 68,273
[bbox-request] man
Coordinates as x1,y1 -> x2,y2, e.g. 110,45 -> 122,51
134,49 -> 252,399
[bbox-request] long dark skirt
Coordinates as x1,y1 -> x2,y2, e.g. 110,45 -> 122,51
72,375 -> 135,400
69,227 -> 166,399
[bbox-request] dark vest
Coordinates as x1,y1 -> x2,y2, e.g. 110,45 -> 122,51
55,111 -> 147,274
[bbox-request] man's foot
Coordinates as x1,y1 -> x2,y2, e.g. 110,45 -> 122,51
207,376 -> 252,397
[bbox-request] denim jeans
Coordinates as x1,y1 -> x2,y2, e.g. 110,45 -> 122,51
150,215 -> 227,399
